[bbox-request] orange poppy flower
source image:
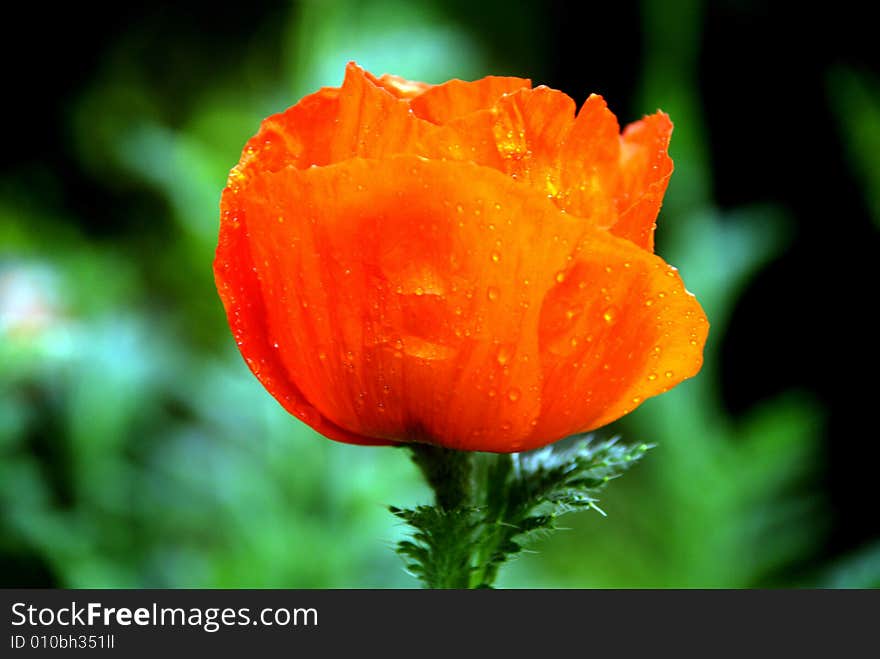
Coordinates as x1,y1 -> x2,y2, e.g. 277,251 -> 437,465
215,62 -> 708,453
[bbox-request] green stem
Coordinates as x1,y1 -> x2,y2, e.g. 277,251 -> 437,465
408,443 -> 475,511
406,445 -> 512,588
406,444 -> 476,588
396,436 -> 649,589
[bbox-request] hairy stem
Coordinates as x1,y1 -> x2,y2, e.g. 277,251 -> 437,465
408,443 -> 475,511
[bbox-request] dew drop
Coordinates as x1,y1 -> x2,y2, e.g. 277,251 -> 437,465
603,307 -> 617,323
555,271 -> 567,283
665,370 -> 674,378
456,204 -> 464,214
496,345 -> 512,365
491,251 -> 501,263
648,372 -> 658,381
507,388 -> 521,402
487,286 -> 500,301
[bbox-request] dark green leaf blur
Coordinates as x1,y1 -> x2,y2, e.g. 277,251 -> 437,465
2,0 -> 878,587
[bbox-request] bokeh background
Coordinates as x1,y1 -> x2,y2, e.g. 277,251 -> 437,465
2,0 -> 878,588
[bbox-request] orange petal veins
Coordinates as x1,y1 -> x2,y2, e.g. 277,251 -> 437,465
214,198 -> 392,446
219,156 -> 597,451
612,112 -> 674,251
230,63 -> 436,186
409,75 -> 531,125
531,235 -> 707,445
233,87 -> 341,180
555,94 -> 622,229
328,62 -> 435,162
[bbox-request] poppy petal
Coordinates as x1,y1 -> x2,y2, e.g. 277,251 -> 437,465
420,89 -> 624,233
531,234 -> 708,446
366,70 -> 432,98
409,75 -> 531,125
221,156 -> 593,451
235,87 -> 341,178
214,192 -> 392,446
329,62 -> 434,161
233,63 -> 436,183
612,112 -> 674,251
556,94 -> 622,229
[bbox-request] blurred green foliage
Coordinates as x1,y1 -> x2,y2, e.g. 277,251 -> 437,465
2,0 -> 878,588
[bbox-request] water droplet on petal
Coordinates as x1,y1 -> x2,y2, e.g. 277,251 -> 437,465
491,251 -> 501,263
555,271 -> 567,283
487,286 -> 500,301
507,388 -> 521,402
